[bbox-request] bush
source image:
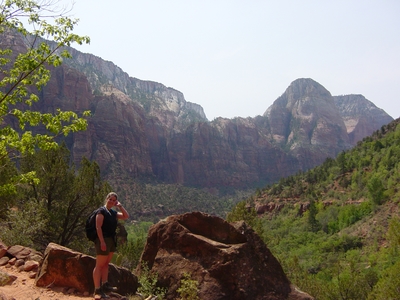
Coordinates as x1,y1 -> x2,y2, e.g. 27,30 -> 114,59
177,273 -> 199,300
114,236 -> 146,270
137,263 -> 167,299
368,260 -> 400,299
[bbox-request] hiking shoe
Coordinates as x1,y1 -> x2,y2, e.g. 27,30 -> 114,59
94,287 -> 109,299
102,282 -> 118,292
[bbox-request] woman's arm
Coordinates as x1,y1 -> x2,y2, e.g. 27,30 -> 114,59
115,201 -> 129,220
95,213 -> 106,250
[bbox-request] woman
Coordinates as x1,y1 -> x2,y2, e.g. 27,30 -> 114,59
93,192 -> 129,299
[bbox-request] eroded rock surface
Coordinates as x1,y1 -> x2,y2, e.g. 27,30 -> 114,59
137,212 -> 313,300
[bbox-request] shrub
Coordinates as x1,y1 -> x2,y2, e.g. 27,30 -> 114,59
177,273 -> 199,300
137,263 -> 167,299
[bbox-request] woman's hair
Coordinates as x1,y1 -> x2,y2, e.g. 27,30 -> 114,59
104,192 -> 118,204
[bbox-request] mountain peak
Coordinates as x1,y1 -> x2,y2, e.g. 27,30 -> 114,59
264,78 -> 350,162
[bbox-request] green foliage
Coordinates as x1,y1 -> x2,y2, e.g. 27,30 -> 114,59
318,202 -> 372,234
265,122 -> 400,205
387,217 -> 400,247
308,198 -> 320,232
0,155 -> 18,218
137,262 -> 167,299
322,260 -> 374,300
367,260 -> 400,300
177,273 -> 199,300
263,206 -> 376,299
367,174 -> 385,205
0,200 -> 46,247
118,181 -> 242,222
0,146 -> 110,251
237,119 -> 400,299
226,200 -> 263,236
0,0 -> 90,195
116,222 -> 152,270
113,237 -> 145,270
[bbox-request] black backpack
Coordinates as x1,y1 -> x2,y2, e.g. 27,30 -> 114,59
85,207 -> 103,242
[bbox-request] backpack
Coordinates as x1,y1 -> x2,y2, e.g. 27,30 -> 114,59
85,207 -> 103,242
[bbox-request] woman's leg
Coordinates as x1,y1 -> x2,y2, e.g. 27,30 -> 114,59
100,252 -> 114,284
93,254 -> 110,288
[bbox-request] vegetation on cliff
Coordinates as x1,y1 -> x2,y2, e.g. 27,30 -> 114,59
228,118 -> 400,299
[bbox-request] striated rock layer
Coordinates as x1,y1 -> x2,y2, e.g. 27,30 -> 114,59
3,31 -> 394,191
333,94 -> 393,145
264,78 -> 351,169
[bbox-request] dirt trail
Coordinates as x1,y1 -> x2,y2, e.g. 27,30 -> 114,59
0,264 -> 90,300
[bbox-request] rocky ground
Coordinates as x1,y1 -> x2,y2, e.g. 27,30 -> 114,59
0,265 -> 146,300
0,263 -> 90,300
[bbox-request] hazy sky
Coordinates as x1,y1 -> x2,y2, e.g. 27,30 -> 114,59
61,0 -> 400,120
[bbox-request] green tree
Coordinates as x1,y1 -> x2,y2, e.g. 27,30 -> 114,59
5,146 -> 109,251
116,235 -> 146,270
117,221 -> 152,270
226,200 -> 263,236
19,144 -> 75,247
308,198 -> 320,232
0,199 -> 47,246
385,217 -> 400,262
0,154 -> 18,218
60,156 -> 110,249
0,0 -> 90,196
367,175 -> 385,205
367,260 -> 400,300
337,151 -> 347,175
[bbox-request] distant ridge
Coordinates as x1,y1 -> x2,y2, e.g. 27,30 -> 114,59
2,31 -> 394,214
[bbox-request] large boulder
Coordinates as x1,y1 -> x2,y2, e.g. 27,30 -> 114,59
137,211 -> 313,300
35,243 -> 138,295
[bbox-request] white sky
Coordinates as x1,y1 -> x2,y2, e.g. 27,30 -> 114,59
60,0 -> 400,120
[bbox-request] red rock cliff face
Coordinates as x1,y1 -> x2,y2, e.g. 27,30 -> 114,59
4,32 -> 393,191
38,65 -> 154,179
158,118 -> 300,188
264,78 -> 352,169
22,68 -> 395,190
333,94 -> 393,145
39,71 -> 316,189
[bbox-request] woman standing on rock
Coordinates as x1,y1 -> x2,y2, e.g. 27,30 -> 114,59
93,192 -> 129,299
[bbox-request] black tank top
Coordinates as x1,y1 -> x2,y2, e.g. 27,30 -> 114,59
98,206 -> 118,237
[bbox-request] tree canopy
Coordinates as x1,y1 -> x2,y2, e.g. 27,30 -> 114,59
1,145 -> 110,251
0,0 -> 90,195
230,119 -> 400,299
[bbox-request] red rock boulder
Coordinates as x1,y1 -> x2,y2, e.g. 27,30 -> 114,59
137,211 -> 313,300
35,243 -> 137,295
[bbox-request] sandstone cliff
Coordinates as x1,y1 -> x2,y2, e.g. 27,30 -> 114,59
3,31 -> 394,195
333,94 -> 393,144
264,78 -> 351,169
65,47 -> 208,131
